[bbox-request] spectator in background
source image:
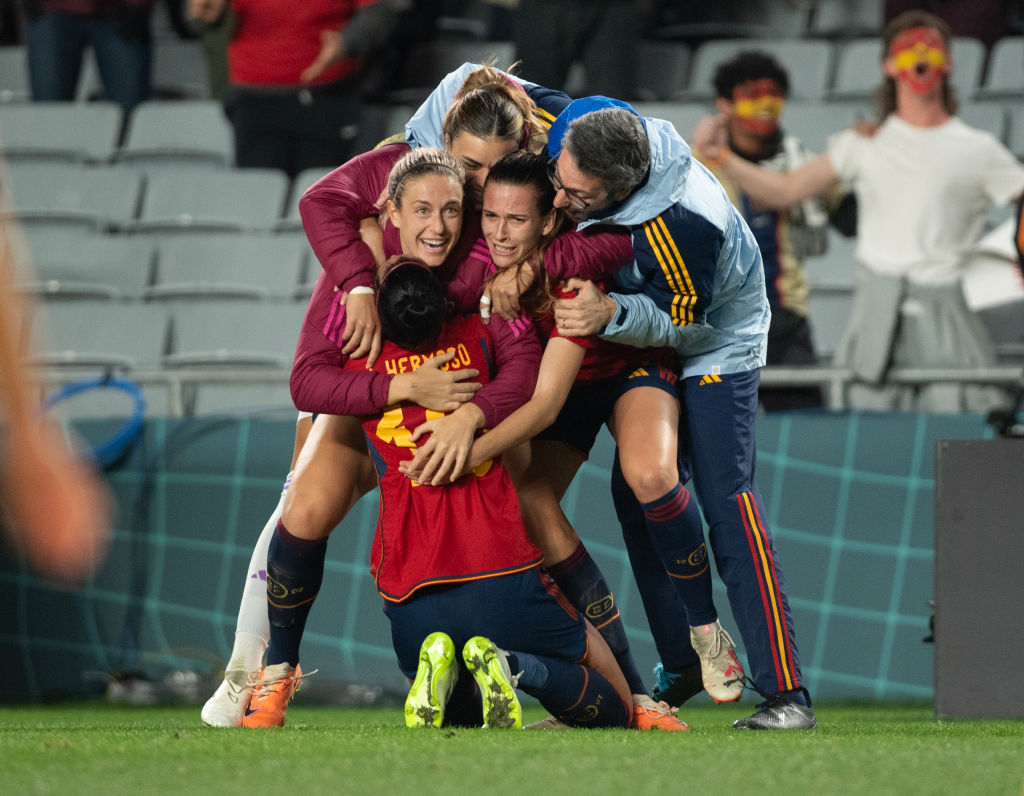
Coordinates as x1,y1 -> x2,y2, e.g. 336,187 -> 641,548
696,51 -> 849,412
694,10 -> 1024,412
20,0 -> 153,113
186,0 -> 400,178
512,0 -> 641,99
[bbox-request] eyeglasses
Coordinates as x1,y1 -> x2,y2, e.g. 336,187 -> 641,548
547,156 -> 595,212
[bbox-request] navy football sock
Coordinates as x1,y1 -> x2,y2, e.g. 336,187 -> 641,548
509,651 -> 629,729
640,483 -> 717,626
265,520 -> 327,667
612,454 -> 700,673
545,543 -> 647,696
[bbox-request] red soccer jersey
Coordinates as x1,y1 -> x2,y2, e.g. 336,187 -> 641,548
345,314 -> 542,602
538,283 -> 676,382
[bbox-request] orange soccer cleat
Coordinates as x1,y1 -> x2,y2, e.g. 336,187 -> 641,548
240,662 -> 309,728
631,694 -> 691,731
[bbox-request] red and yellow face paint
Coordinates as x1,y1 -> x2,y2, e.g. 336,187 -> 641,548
731,79 -> 785,135
887,26 -> 950,94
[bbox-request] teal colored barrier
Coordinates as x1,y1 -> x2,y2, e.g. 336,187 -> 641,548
0,412 -> 995,702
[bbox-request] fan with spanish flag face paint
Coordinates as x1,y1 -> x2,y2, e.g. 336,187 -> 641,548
885,26 -> 951,96
709,51 -> 791,162
730,78 -> 786,137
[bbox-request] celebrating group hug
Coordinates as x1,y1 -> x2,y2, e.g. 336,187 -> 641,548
200,58 -> 816,734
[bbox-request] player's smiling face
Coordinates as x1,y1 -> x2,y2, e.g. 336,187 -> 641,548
448,133 -> 519,210
481,181 -> 556,269
387,173 -> 464,267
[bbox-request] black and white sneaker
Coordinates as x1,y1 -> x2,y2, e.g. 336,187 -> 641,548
732,692 -> 817,730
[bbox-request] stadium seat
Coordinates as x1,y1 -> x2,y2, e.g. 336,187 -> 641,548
1006,104 -> 1024,158
116,100 -> 233,168
681,39 -> 834,102
0,45 -> 30,103
633,40 -> 692,102
0,102 -> 123,163
28,301 -> 171,369
188,378 -> 297,416
277,166 -> 337,232
762,3 -> 814,37
17,235 -> 156,300
806,285 -> 855,361
976,36 -> 1024,100
148,233 -> 309,300
151,40 -> 211,100
958,102 -> 1007,143
388,40 -> 516,104
1,162 -> 144,233
826,38 -> 883,102
164,300 -> 307,368
948,37 -> 987,101
807,0 -> 883,39
73,49 -> 103,102
805,229 -> 858,291
126,167 -> 289,234
631,102 -> 713,145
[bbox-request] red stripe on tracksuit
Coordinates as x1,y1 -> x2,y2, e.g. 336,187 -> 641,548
736,491 -> 798,692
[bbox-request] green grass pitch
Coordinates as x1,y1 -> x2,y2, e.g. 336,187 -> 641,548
2,701 -> 1022,795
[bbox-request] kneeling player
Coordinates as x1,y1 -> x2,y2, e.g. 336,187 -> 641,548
352,257 -> 632,729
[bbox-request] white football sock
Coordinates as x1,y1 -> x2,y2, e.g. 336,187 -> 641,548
226,472 -> 292,671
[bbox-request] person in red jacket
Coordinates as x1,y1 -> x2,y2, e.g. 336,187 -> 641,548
186,0 -> 399,176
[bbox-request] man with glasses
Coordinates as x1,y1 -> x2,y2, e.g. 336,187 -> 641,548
545,156 -> 603,215
546,96 -> 816,731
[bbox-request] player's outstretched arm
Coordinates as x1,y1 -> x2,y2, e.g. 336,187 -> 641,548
401,336 -> 582,485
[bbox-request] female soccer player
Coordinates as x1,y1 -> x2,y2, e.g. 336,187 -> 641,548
355,256 -> 632,730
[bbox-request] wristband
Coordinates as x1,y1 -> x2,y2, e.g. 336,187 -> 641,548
349,285 -> 374,295
705,147 -> 732,168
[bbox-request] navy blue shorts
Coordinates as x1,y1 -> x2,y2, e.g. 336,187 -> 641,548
537,362 -> 680,457
383,567 -> 587,679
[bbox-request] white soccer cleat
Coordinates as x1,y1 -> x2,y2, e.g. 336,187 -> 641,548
690,620 -> 745,703
201,666 -> 259,727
